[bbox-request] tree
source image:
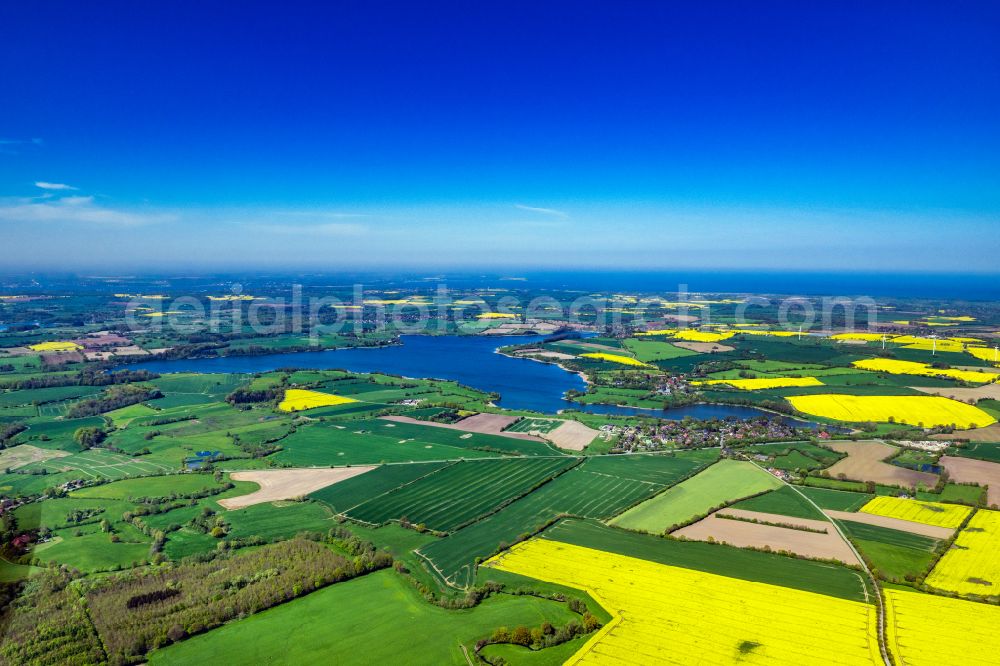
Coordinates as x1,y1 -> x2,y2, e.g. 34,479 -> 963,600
74,426 -> 106,449
511,626 -> 532,646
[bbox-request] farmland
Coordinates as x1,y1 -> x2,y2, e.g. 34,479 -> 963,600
487,538 -> 880,664
277,388 -> 359,412
149,569 -> 580,666
859,496 -> 971,530
419,452 -> 715,587
925,509 -> 1000,596
610,459 -> 783,532
3,283 -> 1000,663
787,394 -> 996,428
344,457 -> 577,531
885,588 -> 1000,666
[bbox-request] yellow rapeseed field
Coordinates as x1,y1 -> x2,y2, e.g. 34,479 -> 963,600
891,335 -> 968,353
925,509 -> 1000,596
859,496 -> 971,529
26,341 -> 82,352
693,376 -> 824,390
786,394 -> 996,428
966,346 -> 1000,365
487,539 -> 880,665
636,328 -> 677,336
885,588 -> 1000,665
278,389 -> 359,412
670,329 -> 735,343
476,312 -> 518,319
852,358 -> 1000,384
736,329 -> 799,337
579,352 -> 651,367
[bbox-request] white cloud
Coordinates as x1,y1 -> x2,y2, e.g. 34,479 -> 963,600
35,181 -> 78,191
0,195 -> 174,227
514,204 -> 569,218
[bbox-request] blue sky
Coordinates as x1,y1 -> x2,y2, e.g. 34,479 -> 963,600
0,1 -> 998,272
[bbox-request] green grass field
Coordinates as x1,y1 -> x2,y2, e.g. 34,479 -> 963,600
837,519 -> 940,581
272,421 -> 498,466
795,486 -> 874,511
148,569 -> 579,666
955,441 -> 1000,463
0,385 -> 102,408
224,501 -> 336,541
730,485 -> 827,520
750,441 -> 843,471
33,526 -> 150,572
610,460 -> 783,532
70,473 -> 223,500
622,338 -> 696,362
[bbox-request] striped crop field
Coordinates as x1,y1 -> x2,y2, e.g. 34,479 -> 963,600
343,457 -> 577,532
418,452 -> 714,588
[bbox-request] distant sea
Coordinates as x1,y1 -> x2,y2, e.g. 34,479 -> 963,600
425,271 -> 1000,300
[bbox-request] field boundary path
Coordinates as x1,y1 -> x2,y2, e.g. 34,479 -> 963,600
738,453 -> 891,666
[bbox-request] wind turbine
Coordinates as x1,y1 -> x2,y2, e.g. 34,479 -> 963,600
929,333 -> 939,356
797,325 -> 803,340
881,334 -> 887,351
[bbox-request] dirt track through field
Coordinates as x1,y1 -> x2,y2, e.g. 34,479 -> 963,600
825,440 -> 938,488
380,414 -> 544,441
939,455 -> 1000,508
219,467 -> 375,509
674,509 -> 859,565
823,510 -> 955,538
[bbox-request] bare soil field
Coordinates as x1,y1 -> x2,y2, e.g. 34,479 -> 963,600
824,509 -> 954,539
825,440 -> 938,488
219,467 -> 375,509
544,420 -> 599,451
672,341 -> 734,353
660,314 -> 699,323
532,351 -> 576,361
932,423 -> 1000,443
939,455 -> 1000,508
0,444 -> 70,470
912,384 -> 1000,402
380,414 -> 544,441
674,508 -> 859,564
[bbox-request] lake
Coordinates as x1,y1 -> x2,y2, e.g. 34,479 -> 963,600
128,334 -> 817,424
